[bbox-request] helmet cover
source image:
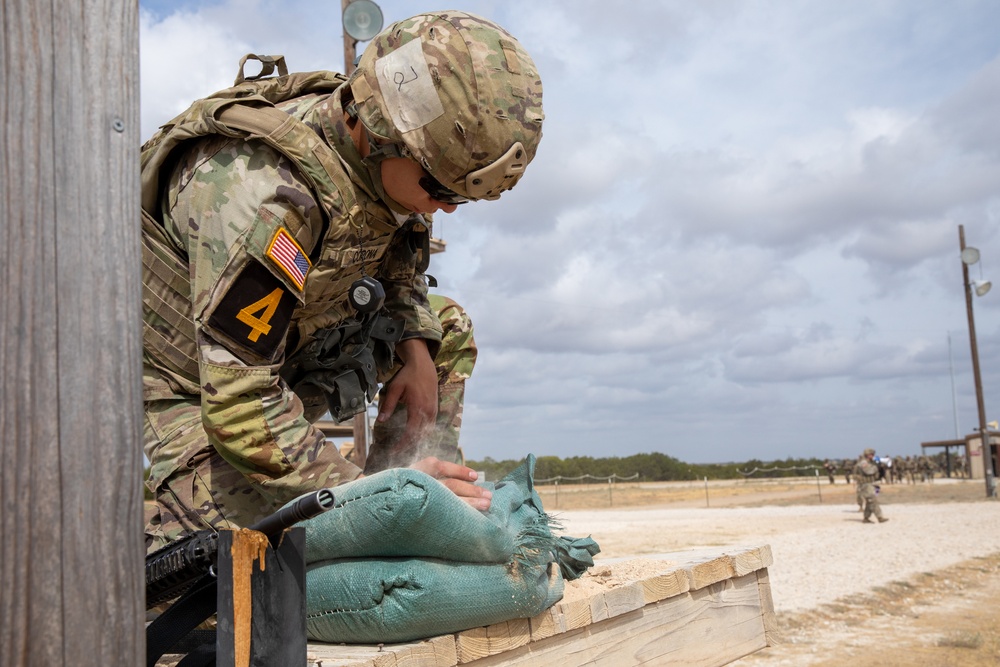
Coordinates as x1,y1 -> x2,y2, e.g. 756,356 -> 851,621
349,11 -> 544,200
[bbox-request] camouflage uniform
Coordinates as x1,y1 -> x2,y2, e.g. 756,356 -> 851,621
918,455 -> 934,482
368,294 -> 477,471
141,11 -> 542,552
823,459 -> 836,484
853,449 -> 887,523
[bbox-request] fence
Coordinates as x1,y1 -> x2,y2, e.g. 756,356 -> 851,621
535,473 -> 641,484
737,465 -> 822,478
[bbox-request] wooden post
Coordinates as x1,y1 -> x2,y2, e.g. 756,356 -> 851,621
217,529 -> 308,667
343,2 -> 372,473
352,412 -> 369,469
1,1 -> 143,665
959,225 -> 997,498
342,0 -> 359,75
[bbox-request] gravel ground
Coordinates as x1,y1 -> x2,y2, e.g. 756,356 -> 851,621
555,483 -> 1000,613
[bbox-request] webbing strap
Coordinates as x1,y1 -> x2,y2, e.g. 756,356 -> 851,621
217,104 -> 366,259
145,575 -> 217,667
140,210 -> 200,383
175,642 -> 216,667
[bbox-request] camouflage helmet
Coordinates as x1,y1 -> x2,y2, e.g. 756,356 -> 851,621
348,11 -> 544,201
863,448 -> 875,456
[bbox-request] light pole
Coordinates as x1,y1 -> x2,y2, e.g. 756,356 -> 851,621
342,0 -> 383,466
342,0 -> 383,75
959,224 -> 995,498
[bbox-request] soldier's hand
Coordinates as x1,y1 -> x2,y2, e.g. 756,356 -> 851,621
377,338 -> 438,449
411,457 -> 492,511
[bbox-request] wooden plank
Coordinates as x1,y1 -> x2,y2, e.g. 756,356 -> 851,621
589,581 -> 646,623
307,635 -> 457,667
455,573 -> 767,667
729,545 -> 773,576
1,1 -> 143,666
640,569 -> 690,604
755,568 -> 779,647
685,553 -> 738,591
527,591 -> 592,642
650,545 -> 771,591
456,619 -> 532,663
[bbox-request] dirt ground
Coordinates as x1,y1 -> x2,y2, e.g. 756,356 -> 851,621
542,476 -> 1000,666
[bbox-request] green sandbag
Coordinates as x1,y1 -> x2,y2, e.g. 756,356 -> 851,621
299,467 -> 524,563
299,455 -> 600,644
306,557 -> 563,644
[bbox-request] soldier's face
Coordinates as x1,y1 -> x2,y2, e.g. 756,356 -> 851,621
380,157 -> 460,215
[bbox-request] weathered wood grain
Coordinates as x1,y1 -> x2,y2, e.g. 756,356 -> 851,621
1,1 -> 143,666
306,634 -> 457,667
449,573 -> 768,667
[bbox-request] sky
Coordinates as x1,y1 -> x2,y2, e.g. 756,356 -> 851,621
138,0 -> 1000,464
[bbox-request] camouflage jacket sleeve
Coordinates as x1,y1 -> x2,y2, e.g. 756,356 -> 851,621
164,136 -> 361,511
376,214 -> 443,352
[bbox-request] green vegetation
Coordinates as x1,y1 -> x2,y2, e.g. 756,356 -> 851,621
465,452 -> 832,483
937,631 -> 984,650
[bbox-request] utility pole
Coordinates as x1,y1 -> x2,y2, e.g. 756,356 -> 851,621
959,225 -> 996,498
342,0 -> 359,76
342,0 -> 385,466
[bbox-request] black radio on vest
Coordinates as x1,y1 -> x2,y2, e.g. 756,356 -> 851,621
349,275 -> 385,313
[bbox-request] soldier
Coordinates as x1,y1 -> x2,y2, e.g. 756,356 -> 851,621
956,453 -> 968,478
853,448 -> 888,523
894,456 -> 907,484
823,459 -> 837,484
882,454 -> 894,484
918,455 -> 934,482
140,11 -> 543,552
853,455 -> 864,511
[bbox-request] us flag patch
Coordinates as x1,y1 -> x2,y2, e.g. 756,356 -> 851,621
266,228 -> 311,291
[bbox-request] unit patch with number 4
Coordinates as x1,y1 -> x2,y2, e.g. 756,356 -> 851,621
207,260 -> 296,361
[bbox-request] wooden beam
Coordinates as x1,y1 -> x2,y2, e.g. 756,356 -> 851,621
453,574 -> 768,667
306,634 -> 457,666
316,419 -> 355,437
1,0 -> 143,665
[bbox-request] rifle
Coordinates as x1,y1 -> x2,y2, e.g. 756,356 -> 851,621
146,488 -> 334,609
145,489 -> 334,667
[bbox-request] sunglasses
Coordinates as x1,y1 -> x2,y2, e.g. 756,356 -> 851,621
418,173 -> 469,205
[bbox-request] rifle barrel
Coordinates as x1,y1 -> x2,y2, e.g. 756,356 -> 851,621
249,488 -> 335,540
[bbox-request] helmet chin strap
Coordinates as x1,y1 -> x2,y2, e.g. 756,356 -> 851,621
358,128 -> 413,216
344,100 -> 413,215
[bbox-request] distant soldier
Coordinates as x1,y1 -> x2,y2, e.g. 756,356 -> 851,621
853,455 -> 864,511
842,458 -> 854,484
897,456 -> 910,484
823,459 -> 837,484
875,456 -> 887,483
853,448 -> 888,523
918,455 -> 934,483
882,455 -> 894,484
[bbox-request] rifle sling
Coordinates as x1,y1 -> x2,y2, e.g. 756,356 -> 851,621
146,574 -> 218,667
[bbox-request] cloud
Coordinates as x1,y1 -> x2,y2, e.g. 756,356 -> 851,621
139,0 -> 1000,464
